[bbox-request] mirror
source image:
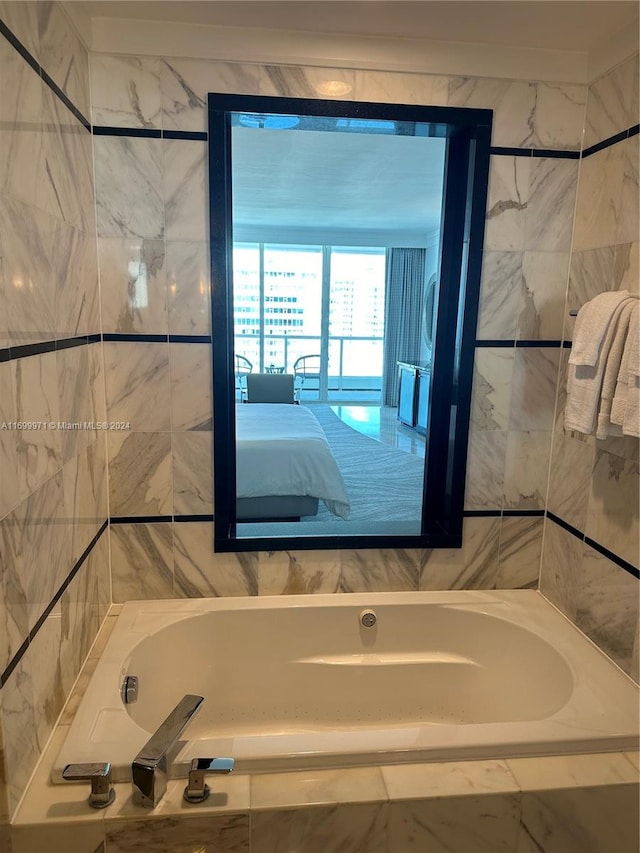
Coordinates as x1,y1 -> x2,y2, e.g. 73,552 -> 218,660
208,94 -> 492,552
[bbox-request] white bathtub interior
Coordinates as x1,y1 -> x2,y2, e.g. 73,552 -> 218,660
52,590 -> 639,782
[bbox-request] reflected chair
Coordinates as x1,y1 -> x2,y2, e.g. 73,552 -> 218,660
246,372 -> 295,403
293,354 -> 321,401
235,354 -> 253,400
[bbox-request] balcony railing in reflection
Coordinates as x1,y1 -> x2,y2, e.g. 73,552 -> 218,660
234,333 -> 384,397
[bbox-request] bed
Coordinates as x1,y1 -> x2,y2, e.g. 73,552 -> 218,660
235,403 -> 350,521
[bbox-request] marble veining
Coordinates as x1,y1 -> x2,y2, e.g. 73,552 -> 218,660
0,0 -> 39,57
56,344 -> 92,464
509,348 -> 560,432
107,431 -> 172,518
485,157 -> 530,252
354,70 -> 449,106
90,55 -> 162,129
584,52 -> 639,149
585,450 -> 639,568
251,804 -> 387,853
169,343 -> 212,431
110,522 -> 174,602
94,136 -> 164,239
477,251 -> 523,339
539,522 -> 582,622
259,65 -> 356,100
55,226 -> 99,339
618,134 -> 639,245
98,238 -> 168,335
1,656 -> 39,815
518,251 -> 570,341
258,548 -> 340,596
533,82 -> 586,150
172,431 -> 213,515
339,548 -> 421,592
547,430 -> 593,533
37,1 -> 90,119
502,430 -> 552,510
0,502 -> 29,674
496,517 -> 543,589
524,158 -> 578,252
464,428 -> 507,510
105,814 -> 249,853
572,145 -> 624,251
163,140 -> 207,241
448,77 -> 535,147
104,342 -> 171,431
471,348 -> 515,431
420,517 -> 500,589
161,58 -> 261,131
166,240 -> 210,335
174,522 -> 259,598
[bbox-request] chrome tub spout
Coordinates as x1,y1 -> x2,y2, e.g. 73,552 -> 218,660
131,694 -> 204,807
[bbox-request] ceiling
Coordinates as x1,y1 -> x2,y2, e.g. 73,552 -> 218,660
77,1 -> 639,53
232,127 -> 446,244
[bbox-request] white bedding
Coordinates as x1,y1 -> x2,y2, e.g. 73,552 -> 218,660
235,404 -> 350,520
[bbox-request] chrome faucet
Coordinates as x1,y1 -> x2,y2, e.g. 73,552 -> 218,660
131,694 -> 204,808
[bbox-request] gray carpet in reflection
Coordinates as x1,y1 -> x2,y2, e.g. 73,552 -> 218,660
302,404 -> 425,524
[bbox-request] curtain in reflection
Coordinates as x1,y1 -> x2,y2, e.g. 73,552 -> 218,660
382,248 -> 426,406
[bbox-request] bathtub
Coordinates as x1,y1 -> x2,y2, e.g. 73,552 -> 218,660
52,590 -> 639,783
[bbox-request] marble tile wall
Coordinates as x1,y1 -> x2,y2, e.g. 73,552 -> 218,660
91,54 -> 587,603
541,52 -> 640,678
0,1 -> 108,823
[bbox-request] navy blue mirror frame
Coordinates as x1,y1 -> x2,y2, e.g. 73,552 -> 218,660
208,93 -> 492,553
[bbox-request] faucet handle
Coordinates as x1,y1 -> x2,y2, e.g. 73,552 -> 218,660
62,762 -> 116,809
183,757 -> 235,803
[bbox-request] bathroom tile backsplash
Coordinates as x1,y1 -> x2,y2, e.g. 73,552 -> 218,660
1,0 -> 638,831
0,1 -> 106,824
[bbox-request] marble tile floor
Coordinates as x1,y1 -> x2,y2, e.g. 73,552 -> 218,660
327,404 -> 427,459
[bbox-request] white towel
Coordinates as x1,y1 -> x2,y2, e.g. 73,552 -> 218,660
569,290 -> 636,367
623,303 -> 640,437
610,303 -> 638,428
595,300 -> 636,438
565,293 -> 639,435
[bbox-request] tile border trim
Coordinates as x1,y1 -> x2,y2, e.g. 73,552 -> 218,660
92,126 -> 207,141
582,124 -> 639,158
0,17 -> 91,130
475,340 -> 564,348
0,519 -> 109,688
547,511 -> 639,580
0,334 -> 101,363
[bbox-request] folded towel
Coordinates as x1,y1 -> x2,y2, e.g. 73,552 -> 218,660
569,290 -> 636,367
595,300 -> 636,438
565,293 -> 639,435
624,376 -> 640,437
611,303 -> 638,428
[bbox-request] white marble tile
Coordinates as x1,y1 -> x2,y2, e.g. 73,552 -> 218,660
36,88 -> 93,232
617,134 -> 639,246
103,342 -> 171,432
105,814 -> 249,852
258,549 -> 340,595
259,65 -> 356,101
0,37 -> 43,209
55,226 -> 99,339
585,451 -> 639,569
162,58 -> 261,132
169,343 -> 212,431
519,251 -> 570,340
0,0 -> 39,57
533,82 -> 586,150
107,431 -> 172,518
0,360 -> 21,518
448,77 -> 535,148
1,655 -> 39,816
0,195 -> 56,345
12,824 -> 105,853
172,431 -> 213,515
252,767 -> 387,809
109,522 -> 174,602
91,55 -> 161,128
509,348 -> 560,432
484,157 -> 530,252
354,71 -> 449,106
339,548 -> 420,592
28,611 -> 65,751
37,1 -> 90,120
9,351 -> 63,499
464,428 -> 507,510
420,516 -> 500,590
538,521 -> 582,622
174,522 -> 258,597
55,344 -> 92,463
584,52 -> 639,149
98,238 -> 168,335
624,752 -> 640,772
94,136 -> 164,239
572,145 -> 624,252
497,516 -> 543,589
389,794 -> 520,852
616,241 -> 639,295
507,752 -> 638,791
163,139 -> 207,241
62,439 -> 105,568
574,543 -> 639,676
476,251 -> 523,340
0,501 -> 29,675
502,430 -> 552,510
516,784 -> 639,853
251,803 -> 387,853
166,241 -> 210,335
547,425 -> 593,533
471,349 -> 515,431
382,759 -> 519,800
524,158 -> 578,252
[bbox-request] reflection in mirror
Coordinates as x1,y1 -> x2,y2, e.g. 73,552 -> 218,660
208,95 -> 492,551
